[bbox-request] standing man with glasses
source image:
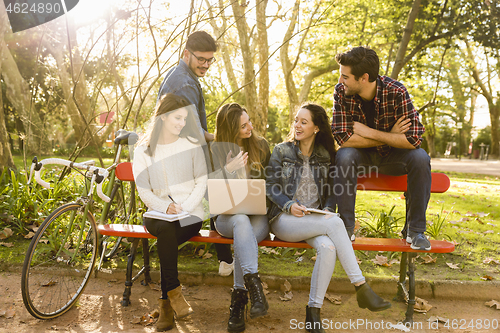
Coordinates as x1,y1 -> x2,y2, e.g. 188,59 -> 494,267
156,31 -> 235,276
157,30 -> 218,142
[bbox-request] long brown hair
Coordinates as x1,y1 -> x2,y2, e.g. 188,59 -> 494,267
139,93 -> 203,156
214,103 -> 267,170
287,103 -> 336,164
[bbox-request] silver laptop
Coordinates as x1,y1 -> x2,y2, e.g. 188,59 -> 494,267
207,179 -> 267,215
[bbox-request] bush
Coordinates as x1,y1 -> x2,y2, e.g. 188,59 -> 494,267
0,167 -> 81,234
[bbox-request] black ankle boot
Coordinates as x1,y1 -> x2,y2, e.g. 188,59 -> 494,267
356,283 -> 391,312
228,288 -> 248,332
305,306 -> 325,333
243,273 -> 269,319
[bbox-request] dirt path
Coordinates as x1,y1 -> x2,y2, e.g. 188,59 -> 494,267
1,271 -> 499,333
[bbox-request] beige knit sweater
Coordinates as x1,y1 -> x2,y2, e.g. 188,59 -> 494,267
133,137 -> 207,220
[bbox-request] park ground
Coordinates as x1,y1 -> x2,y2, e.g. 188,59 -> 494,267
1,158 -> 500,332
1,270 -> 500,333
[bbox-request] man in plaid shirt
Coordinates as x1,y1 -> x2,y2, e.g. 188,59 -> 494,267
331,46 -> 432,251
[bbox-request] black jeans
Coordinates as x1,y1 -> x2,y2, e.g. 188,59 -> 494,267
144,216 -> 202,298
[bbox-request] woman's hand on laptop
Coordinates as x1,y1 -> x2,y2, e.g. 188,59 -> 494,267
226,150 -> 248,173
167,203 -> 183,214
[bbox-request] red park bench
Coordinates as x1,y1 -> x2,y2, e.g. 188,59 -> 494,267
98,162 -> 453,323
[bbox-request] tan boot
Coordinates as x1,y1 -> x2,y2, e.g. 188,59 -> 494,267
157,298 -> 174,332
167,285 -> 193,318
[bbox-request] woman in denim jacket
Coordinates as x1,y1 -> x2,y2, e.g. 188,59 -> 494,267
266,103 -> 391,333
211,103 -> 271,332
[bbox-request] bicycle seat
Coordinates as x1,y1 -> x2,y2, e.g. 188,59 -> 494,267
114,130 -> 139,145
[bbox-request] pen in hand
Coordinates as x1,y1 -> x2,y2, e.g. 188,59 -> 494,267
168,195 -> 177,204
295,199 -> 307,216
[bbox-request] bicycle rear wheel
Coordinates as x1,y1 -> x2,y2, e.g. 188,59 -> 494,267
21,203 -> 98,319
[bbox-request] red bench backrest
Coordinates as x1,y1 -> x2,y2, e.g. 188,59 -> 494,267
116,162 -> 450,194
115,162 -> 134,182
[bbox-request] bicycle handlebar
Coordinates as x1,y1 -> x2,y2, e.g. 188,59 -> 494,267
29,157 -> 111,203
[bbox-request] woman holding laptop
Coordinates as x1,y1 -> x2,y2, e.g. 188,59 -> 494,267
211,102 -> 271,332
133,93 -> 207,331
265,103 -> 391,333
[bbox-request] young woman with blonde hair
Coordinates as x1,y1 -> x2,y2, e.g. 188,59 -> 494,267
211,103 -> 270,332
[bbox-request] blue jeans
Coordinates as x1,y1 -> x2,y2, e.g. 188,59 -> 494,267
335,147 -> 431,233
215,214 -> 269,289
271,213 -> 365,308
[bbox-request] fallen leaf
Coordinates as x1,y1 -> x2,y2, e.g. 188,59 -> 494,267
356,257 -> 362,265
449,194 -> 460,198
481,275 -> 494,281
483,230 -> 494,234
130,317 -> 141,324
477,212 -> 490,217
262,281 -> 270,295
0,242 -> 14,248
150,309 -> 159,318
388,323 -> 410,332
452,210 -> 461,214
29,225 -> 40,232
372,254 -> 390,266
4,308 -> 15,319
24,232 -> 35,239
311,255 -> 317,261
485,300 -> 500,310
0,228 -> 13,240
149,283 -> 161,291
413,297 -> 432,313
428,316 -> 449,323
483,258 -> 500,265
465,212 -> 476,217
459,217 -> 470,222
446,262 -> 460,269
41,280 -> 57,287
284,280 -> 292,292
324,293 -> 342,305
280,291 -> 293,301
422,255 -> 437,264
202,252 -> 213,259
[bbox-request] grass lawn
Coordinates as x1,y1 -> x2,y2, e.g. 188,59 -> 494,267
1,170 -> 499,283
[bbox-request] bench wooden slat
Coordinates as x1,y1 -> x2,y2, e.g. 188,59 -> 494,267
357,172 -> 450,193
98,225 -> 455,254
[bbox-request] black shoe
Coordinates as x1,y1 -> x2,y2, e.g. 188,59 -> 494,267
227,289 -> 248,332
305,306 -> 325,333
243,273 -> 269,319
356,283 -> 391,312
347,229 -> 356,242
406,230 -> 431,251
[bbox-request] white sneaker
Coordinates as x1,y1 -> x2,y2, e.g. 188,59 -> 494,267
218,261 -> 234,276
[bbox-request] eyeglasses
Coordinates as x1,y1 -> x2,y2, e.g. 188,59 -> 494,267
188,49 -> 217,65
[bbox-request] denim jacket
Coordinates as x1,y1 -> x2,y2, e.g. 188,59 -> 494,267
266,141 -> 336,221
157,60 -> 207,132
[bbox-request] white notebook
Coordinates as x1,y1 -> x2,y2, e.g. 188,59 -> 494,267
143,210 -> 190,222
305,208 -> 338,216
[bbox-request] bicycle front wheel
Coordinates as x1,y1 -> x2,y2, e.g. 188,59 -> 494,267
21,203 -> 98,319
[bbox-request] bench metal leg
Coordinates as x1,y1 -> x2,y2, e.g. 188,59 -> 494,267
121,238 -> 139,306
396,252 -> 408,302
141,238 -> 152,286
404,252 -> 417,324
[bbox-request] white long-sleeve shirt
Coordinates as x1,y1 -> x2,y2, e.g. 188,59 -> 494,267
133,137 -> 208,220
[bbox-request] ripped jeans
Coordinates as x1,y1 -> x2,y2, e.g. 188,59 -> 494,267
271,213 -> 365,308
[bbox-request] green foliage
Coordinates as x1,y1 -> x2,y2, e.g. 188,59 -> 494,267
359,205 -> 404,238
0,167 -> 80,234
426,205 -> 451,240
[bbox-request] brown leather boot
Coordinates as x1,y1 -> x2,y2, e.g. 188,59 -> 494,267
157,298 -> 174,332
167,285 -> 194,318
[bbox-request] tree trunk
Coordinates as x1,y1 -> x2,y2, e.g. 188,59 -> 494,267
0,3 -> 48,154
231,1 -> 258,131
390,0 -> 421,79
281,0 -> 300,124
255,0 -> 269,136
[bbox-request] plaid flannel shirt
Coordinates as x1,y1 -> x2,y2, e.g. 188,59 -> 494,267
331,75 -> 425,156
